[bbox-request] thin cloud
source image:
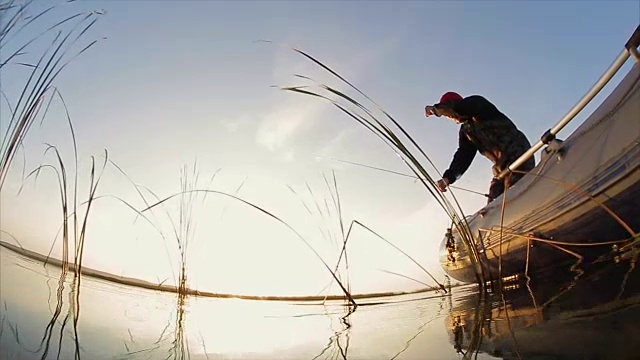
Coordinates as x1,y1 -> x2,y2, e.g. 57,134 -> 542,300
315,128 -> 357,158
220,115 -> 251,133
255,100 -> 325,151
255,35 -> 400,157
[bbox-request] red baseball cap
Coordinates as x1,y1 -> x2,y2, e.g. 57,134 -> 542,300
440,92 -> 463,103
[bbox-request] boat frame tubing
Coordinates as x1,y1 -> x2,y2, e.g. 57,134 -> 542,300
497,24 -> 640,180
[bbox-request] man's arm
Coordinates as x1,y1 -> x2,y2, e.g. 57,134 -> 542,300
436,95 -> 500,120
442,129 -> 477,185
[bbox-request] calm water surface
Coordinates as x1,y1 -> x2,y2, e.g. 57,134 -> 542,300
1,247 -> 638,360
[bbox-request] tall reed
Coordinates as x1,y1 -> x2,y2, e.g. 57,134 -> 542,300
1,2 -> 104,358
287,171 -> 358,306
140,182 -> 359,303
271,44 -> 487,290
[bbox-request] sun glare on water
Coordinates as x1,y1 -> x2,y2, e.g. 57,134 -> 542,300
186,298 -> 331,356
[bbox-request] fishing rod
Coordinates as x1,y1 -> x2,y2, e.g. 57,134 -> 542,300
316,155 -> 489,198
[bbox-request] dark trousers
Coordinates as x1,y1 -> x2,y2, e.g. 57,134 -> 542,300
487,155 -> 535,203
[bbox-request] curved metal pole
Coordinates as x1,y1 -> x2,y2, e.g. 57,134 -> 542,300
496,48 -> 631,180
629,46 -> 640,64
626,24 -> 640,63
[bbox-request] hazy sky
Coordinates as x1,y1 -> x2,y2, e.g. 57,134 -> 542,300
1,0 -> 638,296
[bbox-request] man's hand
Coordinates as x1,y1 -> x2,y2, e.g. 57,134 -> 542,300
424,105 -> 436,117
437,178 -> 449,192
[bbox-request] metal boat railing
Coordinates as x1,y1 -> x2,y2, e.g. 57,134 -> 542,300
497,24 -> 640,180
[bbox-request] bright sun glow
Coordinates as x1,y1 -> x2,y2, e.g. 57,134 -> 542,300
4,0 -> 635,299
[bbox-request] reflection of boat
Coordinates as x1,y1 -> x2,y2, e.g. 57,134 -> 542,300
439,25 -> 640,284
446,263 -> 640,359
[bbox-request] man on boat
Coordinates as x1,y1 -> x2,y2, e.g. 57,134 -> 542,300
424,92 -> 535,203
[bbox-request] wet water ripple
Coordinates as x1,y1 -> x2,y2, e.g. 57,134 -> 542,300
1,247 -> 638,360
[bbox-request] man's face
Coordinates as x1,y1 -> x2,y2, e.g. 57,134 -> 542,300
446,115 -> 462,124
437,105 -> 462,123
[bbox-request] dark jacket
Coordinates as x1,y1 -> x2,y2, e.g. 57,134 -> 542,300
435,95 -> 533,185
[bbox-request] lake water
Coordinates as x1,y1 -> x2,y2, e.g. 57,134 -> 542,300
1,246 -> 638,360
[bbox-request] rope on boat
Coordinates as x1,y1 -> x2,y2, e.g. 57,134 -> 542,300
479,228 -> 636,248
509,168 -> 636,237
495,177 -> 525,360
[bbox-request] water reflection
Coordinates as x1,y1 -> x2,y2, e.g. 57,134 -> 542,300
311,305 -> 353,360
1,246 -> 638,359
447,260 -> 640,359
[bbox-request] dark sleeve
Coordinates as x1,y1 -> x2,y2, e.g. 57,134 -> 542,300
442,129 -> 477,184
435,95 -> 498,119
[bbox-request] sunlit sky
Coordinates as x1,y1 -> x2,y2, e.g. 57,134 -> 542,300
1,0 -> 638,296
